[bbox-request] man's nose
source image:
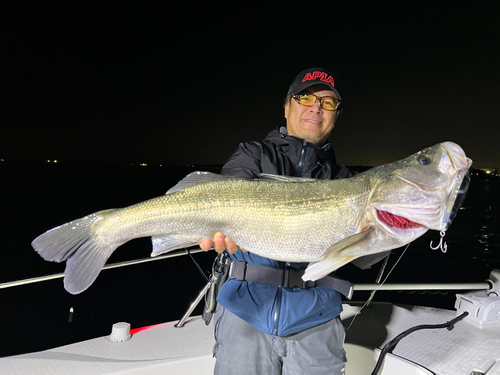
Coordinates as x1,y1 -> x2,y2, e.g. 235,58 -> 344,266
310,100 -> 323,113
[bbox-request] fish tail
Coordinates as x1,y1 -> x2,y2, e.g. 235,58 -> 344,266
31,209 -> 123,294
302,256 -> 358,281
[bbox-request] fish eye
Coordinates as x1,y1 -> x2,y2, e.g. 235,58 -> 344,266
418,156 -> 431,165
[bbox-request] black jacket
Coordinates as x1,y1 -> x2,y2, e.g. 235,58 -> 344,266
221,127 -> 356,179
216,126 -> 357,336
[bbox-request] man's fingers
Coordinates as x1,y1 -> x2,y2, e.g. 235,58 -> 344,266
213,232 -> 226,253
225,237 -> 239,254
199,232 -> 244,254
199,239 -> 213,251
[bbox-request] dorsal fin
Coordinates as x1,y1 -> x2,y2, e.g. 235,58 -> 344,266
258,173 -> 319,183
166,171 -> 239,194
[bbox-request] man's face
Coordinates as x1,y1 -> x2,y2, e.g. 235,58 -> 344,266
284,85 -> 339,146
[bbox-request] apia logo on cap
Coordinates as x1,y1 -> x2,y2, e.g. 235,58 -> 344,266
301,71 -> 336,87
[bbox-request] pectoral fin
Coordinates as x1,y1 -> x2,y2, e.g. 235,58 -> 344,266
302,227 -> 375,281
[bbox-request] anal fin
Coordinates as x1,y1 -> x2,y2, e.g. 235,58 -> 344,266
151,235 -> 199,257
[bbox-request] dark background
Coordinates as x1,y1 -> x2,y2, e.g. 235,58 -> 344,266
1,1 -> 500,358
0,162 -> 498,357
2,1 -> 500,168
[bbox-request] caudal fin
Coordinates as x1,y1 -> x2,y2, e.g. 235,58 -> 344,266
31,211 -> 123,294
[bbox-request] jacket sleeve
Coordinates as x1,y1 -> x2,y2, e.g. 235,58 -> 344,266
221,142 -> 263,179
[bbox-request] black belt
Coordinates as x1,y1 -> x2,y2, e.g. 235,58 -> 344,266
228,261 -> 354,300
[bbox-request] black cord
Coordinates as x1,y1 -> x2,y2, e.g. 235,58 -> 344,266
185,247 -> 211,283
371,311 -> 469,375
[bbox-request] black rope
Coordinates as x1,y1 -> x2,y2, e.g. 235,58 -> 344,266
185,247 -> 211,283
371,311 -> 469,375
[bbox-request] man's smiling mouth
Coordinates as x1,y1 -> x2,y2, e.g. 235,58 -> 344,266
304,119 -> 321,124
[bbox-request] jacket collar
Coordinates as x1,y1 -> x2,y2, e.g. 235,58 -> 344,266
263,126 -> 337,164
269,126 -> 331,150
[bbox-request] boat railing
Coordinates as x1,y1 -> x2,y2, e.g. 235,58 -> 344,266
1,250 -> 496,328
0,248 -> 205,290
354,282 -> 492,291
174,278 -> 493,328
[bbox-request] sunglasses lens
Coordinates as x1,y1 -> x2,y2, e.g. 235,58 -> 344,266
295,93 -> 339,110
296,93 -> 315,106
321,97 -> 338,111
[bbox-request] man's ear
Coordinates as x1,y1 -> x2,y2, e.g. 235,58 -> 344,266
284,102 -> 289,119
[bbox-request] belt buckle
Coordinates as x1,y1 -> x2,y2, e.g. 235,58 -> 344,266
284,268 -> 309,289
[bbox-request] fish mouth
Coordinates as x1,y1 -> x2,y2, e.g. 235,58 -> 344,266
440,142 -> 471,173
376,209 -> 422,229
374,198 -> 443,230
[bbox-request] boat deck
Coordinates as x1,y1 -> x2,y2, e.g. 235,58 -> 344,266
0,317 -> 215,375
345,302 -> 500,375
1,303 -> 499,374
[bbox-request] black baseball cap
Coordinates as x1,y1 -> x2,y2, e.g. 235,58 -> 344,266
286,68 -> 342,100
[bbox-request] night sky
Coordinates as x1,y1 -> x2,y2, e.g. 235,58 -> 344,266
2,2 -> 500,168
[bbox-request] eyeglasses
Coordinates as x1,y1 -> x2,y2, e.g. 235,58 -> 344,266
291,93 -> 341,111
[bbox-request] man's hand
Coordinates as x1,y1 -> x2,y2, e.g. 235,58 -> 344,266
199,231 -> 245,254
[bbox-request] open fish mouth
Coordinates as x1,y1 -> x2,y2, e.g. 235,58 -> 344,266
373,199 -> 443,231
373,207 -> 430,241
376,209 -> 422,229
374,142 -> 472,235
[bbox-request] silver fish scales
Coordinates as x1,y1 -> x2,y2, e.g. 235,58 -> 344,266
32,142 -> 471,294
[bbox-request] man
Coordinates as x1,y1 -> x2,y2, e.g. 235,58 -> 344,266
200,68 -> 355,374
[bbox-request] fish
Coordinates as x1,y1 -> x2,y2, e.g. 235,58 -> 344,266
32,141 -> 471,294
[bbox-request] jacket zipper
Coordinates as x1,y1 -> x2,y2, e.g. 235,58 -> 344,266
272,286 -> 283,341
297,140 -> 308,177
272,141 -> 308,340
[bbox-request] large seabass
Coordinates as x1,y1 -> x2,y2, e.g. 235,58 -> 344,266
33,142 -> 471,294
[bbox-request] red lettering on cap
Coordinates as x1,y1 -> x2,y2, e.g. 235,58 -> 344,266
302,73 -> 314,82
301,71 -> 335,87
324,75 -> 335,86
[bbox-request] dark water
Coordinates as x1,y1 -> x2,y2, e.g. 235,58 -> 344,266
1,162 -> 499,357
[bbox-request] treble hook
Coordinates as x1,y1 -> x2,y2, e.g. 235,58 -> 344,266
430,230 -> 448,253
